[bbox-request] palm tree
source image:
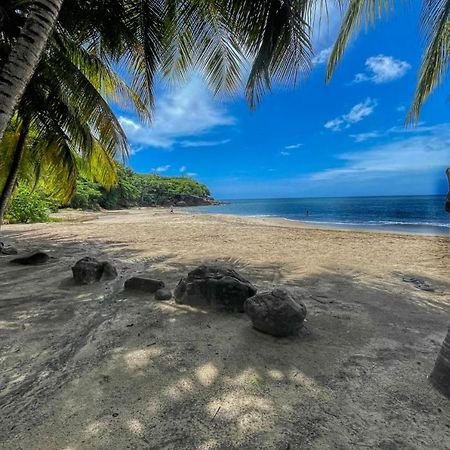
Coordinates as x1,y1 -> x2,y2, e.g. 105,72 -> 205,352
429,168 -> 450,399
0,1 -> 150,222
0,0 -> 316,144
0,0 -> 65,141
430,327 -> 450,398
326,0 -> 450,122
1,0 -> 317,222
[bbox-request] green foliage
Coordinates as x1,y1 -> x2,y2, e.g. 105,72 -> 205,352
69,163 -> 211,210
3,163 -> 212,223
69,179 -> 103,210
4,185 -> 55,224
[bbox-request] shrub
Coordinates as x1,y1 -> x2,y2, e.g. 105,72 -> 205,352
5,185 -> 53,223
70,179 -> 103,210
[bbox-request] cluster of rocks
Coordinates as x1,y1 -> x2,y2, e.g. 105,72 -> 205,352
174,264 -> 307,337
2,244 -> 306,336
69,259 -> 307,337
71,258 -> 173,300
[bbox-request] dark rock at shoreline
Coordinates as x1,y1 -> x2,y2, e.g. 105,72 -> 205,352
244,287 -> 307,337
72,257 -> 117,284
155,288 -> 172,300
124,277 -> 165,293
174,265 -> 257,312
10,252 -> 49,265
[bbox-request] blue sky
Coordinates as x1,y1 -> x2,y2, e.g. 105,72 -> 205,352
116,4 -> 450,199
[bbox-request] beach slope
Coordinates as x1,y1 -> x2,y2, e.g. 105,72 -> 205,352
1,209 -> 449,449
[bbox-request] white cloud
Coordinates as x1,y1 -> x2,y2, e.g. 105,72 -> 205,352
351,122 -> 440,143
179,165 -> 187,173
312,46 -> 332,65
325,98 -> 377,131
350,131 -> 382,142
186,172 -> 198,177
180,139 -> 231,148
344,98 -> 378,123
154,165 -> 171,173
353,55 -> 411,84
285,143 -> 303,149
280,151 -> 290,156
210,124 -> 450,198
119,77 -> 234,149
311,123 -> 450,182
324,118 -> 345,131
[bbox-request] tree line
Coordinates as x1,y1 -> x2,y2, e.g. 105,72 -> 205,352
4,164 -> 211,223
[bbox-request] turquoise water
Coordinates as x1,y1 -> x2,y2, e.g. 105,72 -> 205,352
187,196 -> 450,235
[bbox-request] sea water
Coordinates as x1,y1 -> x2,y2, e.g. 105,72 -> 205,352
187,195 -> 449,235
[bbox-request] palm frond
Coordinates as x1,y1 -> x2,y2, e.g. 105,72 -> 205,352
225,0 -> 313,108
407,0 -> 450,122
326,0 -> 394,82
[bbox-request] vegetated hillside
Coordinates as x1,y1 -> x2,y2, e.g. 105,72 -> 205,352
70,164 -> 217,210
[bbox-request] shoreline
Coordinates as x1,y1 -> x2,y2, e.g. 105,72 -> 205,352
4,205 -> 445,239
177,208 -> 450,238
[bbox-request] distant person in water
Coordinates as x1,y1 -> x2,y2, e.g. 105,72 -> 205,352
170,206 -> 174,213
306,210 -> 309,217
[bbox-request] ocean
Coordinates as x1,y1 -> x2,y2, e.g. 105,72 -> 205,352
187,195 -> 450,235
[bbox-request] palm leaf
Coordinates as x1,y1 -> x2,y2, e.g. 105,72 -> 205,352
326,0 -> 394,82
407,0 -> 450,122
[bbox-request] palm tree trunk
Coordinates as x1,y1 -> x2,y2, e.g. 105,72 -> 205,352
0,0 -> 64,142
0,124 -> 29,224
430,328 -> 450,398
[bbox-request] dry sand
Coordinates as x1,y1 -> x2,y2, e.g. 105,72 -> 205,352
0,208 -> 449,449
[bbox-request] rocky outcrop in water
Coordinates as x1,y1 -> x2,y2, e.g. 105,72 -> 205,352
169,194 -> 221,207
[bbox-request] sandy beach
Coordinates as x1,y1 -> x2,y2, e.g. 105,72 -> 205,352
1,208 -> 449,449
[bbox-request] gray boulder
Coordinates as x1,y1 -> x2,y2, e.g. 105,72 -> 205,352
1,245 -> 18,255
101,261 -> 118,281
155,288 -> 172,300
174,264 -> 257,312
124,277 -> 165,293
244,287 -> 307,337
72,257 -> 117,284
10,251 -> 49,265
